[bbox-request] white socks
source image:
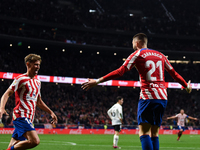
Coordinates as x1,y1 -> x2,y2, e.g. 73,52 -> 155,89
113,134 -> 119,146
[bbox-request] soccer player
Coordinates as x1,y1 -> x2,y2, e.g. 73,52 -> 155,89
107,96 -> 123,149
0,54 -> 58,150
81,33 -> 192,150
167,109 -> 198,141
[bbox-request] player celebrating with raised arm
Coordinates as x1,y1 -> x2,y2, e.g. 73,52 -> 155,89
107,96 -> 123,149
0,54 -> 58,150
82,33 -> 192,150
167,109 -> 198,141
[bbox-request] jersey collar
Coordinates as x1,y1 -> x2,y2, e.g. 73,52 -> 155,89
140,48 -> 148,51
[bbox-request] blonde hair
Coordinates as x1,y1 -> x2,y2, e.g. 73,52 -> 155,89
24,54 -> 42,64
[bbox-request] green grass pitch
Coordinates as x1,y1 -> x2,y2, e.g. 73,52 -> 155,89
0,134 -> 200,150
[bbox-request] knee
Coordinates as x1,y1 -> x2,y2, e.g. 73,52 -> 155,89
34,138 -> 40,146
36,139 -> 40,145
115,131 -> 119,136
30,138 -> 40,147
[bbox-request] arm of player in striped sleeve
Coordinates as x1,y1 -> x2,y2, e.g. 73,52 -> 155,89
81,65 -> 128,91
81,52 -> 139,91
164,57 -> 191,93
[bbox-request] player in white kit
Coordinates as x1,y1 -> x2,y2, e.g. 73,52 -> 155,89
107,96 -> 123,149
167,109 -> 198,141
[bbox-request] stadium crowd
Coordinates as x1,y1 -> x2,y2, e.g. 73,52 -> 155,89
1,0 -> 199,36
1,80 -> 199,129
0,0 -> 200,51
0,48 -> 200,128
1,47 -> 200,82
0,0 -> 200,129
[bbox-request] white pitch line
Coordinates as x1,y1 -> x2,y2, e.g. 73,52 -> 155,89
0,142 -> 199,149
190,135 -> 200,137
42,141 -> 76,145
76,144 -> 200,149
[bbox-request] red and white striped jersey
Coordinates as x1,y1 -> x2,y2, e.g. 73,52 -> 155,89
123,48 -> 187,100
176,113 -> 188,127
9,73 -> 41,123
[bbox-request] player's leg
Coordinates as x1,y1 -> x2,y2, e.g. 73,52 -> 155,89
113,131 -> 119,148
150,125 -> 159,150
139,123 -> 153,150
138,99 -> 153,150
150,99 -> 167,150
10,130 -> 40,149
7,138 -> 20,149
7,127 -> 22,150
177,127 -> 183,141
113,125 -> 121,149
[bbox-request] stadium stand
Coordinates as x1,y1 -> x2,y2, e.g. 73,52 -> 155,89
0,0 -> 200,51
0,0 -> 200,129
0,48 -> 200,128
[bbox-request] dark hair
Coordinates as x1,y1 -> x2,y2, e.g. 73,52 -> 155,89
133,33 -> 148,45
116,96 -> 123,102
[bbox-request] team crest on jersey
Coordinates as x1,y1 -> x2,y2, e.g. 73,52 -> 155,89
13,80 -> 17,85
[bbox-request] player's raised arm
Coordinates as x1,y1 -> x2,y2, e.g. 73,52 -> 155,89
167,115 -> 177,120
81,65 -> 128,91
0,88 -> 14,119
188,116 -> 198,121
164,56 -> 192,93
36,96 -> 58,124
81,49 -> 141,91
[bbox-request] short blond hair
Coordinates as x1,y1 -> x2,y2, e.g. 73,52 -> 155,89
24,54 -> 42,64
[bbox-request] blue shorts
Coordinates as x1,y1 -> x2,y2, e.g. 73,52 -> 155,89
12,118 -> 35,141
178,126 -> 185,131
137,99 -> 167,127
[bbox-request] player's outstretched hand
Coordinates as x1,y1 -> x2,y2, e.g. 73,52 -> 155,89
81,79 -> 97,91
50,112 -> 58,124
186,80 -> 192,93
194,118 -> 198,121
0,108 -> 9,119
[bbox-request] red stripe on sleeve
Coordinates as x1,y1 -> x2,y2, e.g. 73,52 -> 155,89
102,65 -> 128,82
167,68 -> 187,88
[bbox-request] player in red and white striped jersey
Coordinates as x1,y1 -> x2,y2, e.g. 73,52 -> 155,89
0,54 -> 57,150
9,73 -> 41,123
167,109 -> 198,141
82,33 -> 192,150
